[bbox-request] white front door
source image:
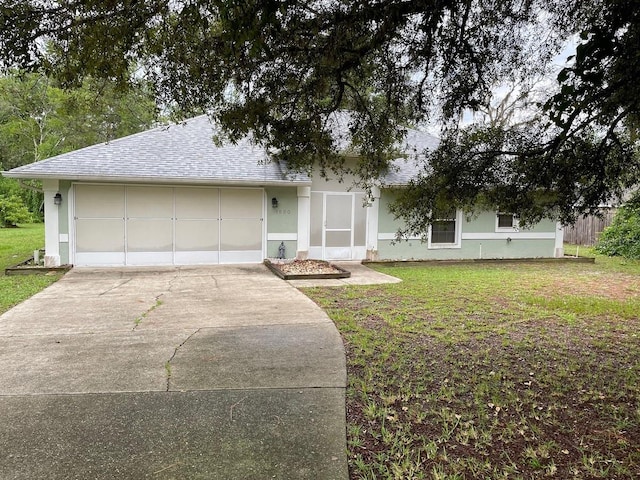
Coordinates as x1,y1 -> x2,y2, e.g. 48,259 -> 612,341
309,192 -> 368,260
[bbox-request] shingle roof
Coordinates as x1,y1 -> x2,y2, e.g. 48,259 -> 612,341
3,115 -> 310,186
384,128 -> 438,186
3,114 -> 438,186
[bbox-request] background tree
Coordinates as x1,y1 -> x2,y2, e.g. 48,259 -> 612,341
0,71 -> 158,219
1,0 -> 638,231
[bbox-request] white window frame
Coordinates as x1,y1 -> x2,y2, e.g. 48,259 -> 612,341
495,212 -> 519,232
428,209 -> 462,249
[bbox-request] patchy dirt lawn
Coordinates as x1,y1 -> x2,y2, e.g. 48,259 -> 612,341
304,260 -> 640,479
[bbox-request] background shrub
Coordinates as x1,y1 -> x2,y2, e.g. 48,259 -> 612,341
595,193 -> 640,259
0,194 -> 32,227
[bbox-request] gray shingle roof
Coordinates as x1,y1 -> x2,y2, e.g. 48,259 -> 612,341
4,115 -> 310,186
384,128 -> 438,186
4,114 -> 438,186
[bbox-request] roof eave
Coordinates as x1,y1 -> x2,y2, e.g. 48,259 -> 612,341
2,171 -> 311,187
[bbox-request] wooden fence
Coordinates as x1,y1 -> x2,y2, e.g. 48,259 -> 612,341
563,209 -> 617,245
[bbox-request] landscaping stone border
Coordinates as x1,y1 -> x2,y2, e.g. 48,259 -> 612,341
264,259 -> 351,280
5,256 -> 72,276
363,257 -> 596,267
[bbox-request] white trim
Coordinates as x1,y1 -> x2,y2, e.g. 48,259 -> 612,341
175,251 -> 220,264
127,252 -> 174,266
75,252 -> 125,266
428,209 -> 462,249
4,172 -> 311,187
324,246 -> 353,260
43,179 -> 61,266
462,232 -> 556,240
267,233 -> 298,241
68,184 -> 75,265
297,186 -> 311,256
554,222 -> 564,257
366,189 -> 380,255
219,250 -> 263,264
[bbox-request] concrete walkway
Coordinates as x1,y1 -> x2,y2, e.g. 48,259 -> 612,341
0,265 -> 347,479
287,261 -> 402,288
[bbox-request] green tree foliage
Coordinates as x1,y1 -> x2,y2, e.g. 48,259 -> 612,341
0,175 -> 39,215
595,194 -> 640,259
0,71 -> 158,216
1,1 -> 638,231
0,72 -> 158,170
0,194 -> 32,227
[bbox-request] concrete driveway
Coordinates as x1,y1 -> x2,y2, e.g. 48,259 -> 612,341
0,265 -> 347,479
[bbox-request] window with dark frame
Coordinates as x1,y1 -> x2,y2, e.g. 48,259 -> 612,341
497,213 -> 516,229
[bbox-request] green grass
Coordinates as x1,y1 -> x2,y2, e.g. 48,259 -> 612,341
0,223 -> 61,314
304,253 -> 640,479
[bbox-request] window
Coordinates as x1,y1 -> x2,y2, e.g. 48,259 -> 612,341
496,213 -> 519,231
429,209 -> 460,248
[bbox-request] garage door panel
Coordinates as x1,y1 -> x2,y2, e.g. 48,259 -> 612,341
174,251 -> 220,264
220,219 -> 262,251
75,252 -> 125,266
220,189 -> 263,218
175,220 -> 219,251
76,219 -> 125,252
75,185 -> 124,218
126,186 -> 173,218
175,188 -> 219,219
126,219 -> 173,252
74,185 -> 264,266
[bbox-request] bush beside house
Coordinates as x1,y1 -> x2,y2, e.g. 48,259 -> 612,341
596,194 -> 640,259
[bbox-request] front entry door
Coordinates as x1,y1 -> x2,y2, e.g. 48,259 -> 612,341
324,194 -> 354,260
318,192 -> 367,260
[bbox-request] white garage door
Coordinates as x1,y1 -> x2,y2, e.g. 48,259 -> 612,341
73,184 -> 264,266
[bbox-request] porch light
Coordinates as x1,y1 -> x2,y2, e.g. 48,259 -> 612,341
53,192 -> 62,206
271,197 -> 278,208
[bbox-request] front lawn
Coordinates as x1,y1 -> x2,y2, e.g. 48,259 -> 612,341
304,257 -> 640,479
0,223 -> 62,314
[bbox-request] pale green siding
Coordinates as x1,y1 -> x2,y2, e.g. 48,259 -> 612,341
265,187 -> 297,259
461,211 -> 497,233
376,188 -> 557,260
310,158 -> 366,193
378,189 -> 404,233
463,211 -> 556,233
265,187 -> 298,234
377,239 -> 556,260
266,240 -> 297,259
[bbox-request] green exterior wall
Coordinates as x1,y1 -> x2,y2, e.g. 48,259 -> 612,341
376,188 -> 557,260
378,189 -> 404,233
463,211 -> 556,233
377,239 -> 556,260
265,187 -> 297,258
266,240 -> 297,259
265,187 -> 298,234
310,158 -> 366,193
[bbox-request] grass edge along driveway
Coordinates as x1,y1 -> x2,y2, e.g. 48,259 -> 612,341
304,255 -> 640,480
0,223 -> 61,315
